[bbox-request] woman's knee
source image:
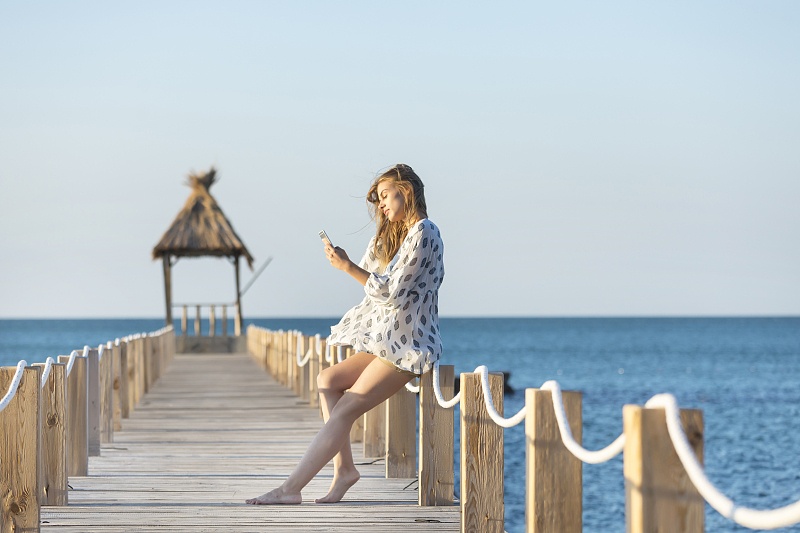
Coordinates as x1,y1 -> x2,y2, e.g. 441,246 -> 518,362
317,367 -> 334,390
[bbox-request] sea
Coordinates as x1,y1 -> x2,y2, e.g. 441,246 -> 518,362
1,317 -> 799,533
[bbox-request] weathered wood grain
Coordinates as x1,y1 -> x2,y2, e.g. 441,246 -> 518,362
460,372 -> 504,533
1,366 -> 41,532
419,365 -> 454,506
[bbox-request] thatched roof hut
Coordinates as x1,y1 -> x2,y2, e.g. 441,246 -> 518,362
152,167 -> 254,268
152,167 -> 254,330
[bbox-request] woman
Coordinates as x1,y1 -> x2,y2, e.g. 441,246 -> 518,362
246,163 -> 444,505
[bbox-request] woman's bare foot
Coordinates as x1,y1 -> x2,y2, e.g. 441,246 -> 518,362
315,469 -> 361,504
245,486 -> 302,505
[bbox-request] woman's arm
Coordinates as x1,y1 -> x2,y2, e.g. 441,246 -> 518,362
325,244 -> 370,286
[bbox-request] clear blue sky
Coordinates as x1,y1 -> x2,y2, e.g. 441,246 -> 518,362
1,1 -> 798,318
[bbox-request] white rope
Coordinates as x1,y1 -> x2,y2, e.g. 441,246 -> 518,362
646,393 -> 800,530
474,365 -> 527,428
0,361 -> 30,412
40,357 -> 56,389
336,346 -> 345,364
405,379 -> 420,393
65,350 -> 80,376
296,333 -> 312,367
315,335 -> 323,358
540,380 -> 626,464
432,361 -> 461,409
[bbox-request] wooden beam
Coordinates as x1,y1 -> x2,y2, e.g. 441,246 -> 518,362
234,255 -> 242,335
163,256 -> 173,327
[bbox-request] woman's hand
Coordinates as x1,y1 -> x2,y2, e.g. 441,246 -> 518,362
324,243 -> 351,272
324,243 -> 370,286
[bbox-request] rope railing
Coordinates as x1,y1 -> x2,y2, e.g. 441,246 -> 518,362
65,350 -> 80,376
646,393 -> 800,530
1,325 -> 176,405
541,379 -> 626,464
296,334 -> 320,367
39,357 -> 56,389
1,324 -> 177,530
0,360 -> 29,413
247,325 -> 800,531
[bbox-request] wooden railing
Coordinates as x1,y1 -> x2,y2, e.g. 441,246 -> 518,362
246,325 -> 710,533
0,327 -> 176,532
173,303 -> 241,337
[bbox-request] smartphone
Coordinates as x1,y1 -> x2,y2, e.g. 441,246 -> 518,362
319,230 -> 333,247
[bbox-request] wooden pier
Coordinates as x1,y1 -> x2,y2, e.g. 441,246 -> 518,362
38,351 -> 459,532
3,325 -> 728,533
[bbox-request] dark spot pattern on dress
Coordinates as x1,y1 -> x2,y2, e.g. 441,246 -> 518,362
326,219 -> 445,376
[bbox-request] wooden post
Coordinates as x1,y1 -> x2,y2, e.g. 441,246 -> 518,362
526,389 -> 582,532
234,255 -> 242,335
119,340 -> 130,419
181,306 -> 188,336
162,255 -> 172,327
209,305 -> 216,337
34,362 -> 68,506
59,354 -> 89,476
143,335 -> 152,393
460,372 -> 504,533
195,305 -> 201,336
363,403 -> 386,458
624,405 -> 704,533
385,384 -> 416,478
222,306 -> 228,336
300,336 -> 310,401
86,348 -> 101,457
308,337 -> 322,409
99,343 -> 113,444
127,339 -> 138,413
138,337 -> 147,403
234,303 -> 242,336
419,365 -> 455,506
112,342 -> 122,431
287,332 -> 296,393
0,366 -> 41,531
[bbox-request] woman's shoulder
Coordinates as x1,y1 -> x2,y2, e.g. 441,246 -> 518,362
408,218 -> 442,240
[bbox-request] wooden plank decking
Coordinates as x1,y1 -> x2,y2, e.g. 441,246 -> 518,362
40,353 -> 460,532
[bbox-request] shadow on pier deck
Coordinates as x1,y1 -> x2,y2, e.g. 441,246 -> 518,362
40,353 -> 460,532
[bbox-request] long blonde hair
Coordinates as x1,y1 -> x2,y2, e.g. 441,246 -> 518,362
366,164 -> 428,269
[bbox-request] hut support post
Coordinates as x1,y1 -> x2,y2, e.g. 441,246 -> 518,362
234,255 -> 242,336
162,256 -> 172,327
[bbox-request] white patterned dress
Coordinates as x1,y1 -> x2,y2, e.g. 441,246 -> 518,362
328,219 -> 444,375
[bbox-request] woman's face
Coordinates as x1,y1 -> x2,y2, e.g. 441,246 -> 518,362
377,180 -> 407,223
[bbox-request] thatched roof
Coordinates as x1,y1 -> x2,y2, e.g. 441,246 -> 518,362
152,167 -> 254,268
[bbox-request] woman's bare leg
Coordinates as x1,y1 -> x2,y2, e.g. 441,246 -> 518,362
316,353 -> 376,502
245,356 -> 412,504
